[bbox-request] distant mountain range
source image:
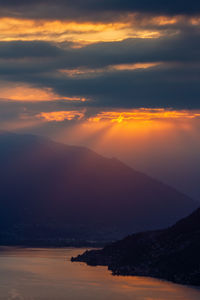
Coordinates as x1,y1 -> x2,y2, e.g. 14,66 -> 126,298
72,207 -> 200,286
0,132 -> 198,245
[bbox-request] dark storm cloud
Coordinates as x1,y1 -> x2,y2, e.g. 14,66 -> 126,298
0,30 -> 200,71
0,0 -> 199,20
0,29 -> 200,109
0,41 -> 62,59
0,99 -> 75,121
0,30 -> 200,110
46,67 -> 200,109
2,64 -> 200,109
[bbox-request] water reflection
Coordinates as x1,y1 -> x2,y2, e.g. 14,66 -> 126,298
0,247 -> 199,300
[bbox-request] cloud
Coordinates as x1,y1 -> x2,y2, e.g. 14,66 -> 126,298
0,1 -> 199,21
0,30 -> 199,68
0,8 -> 199,112
0,41 -> 62,58
1,63 -> 200,109
32,65 -> 200,109
0,30 -> 199,109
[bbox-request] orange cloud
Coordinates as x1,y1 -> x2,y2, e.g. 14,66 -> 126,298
88,109 -> 200,123
37,111 -> 85,122
34,109 -> 200,127
0,84 -> 86,102
60,63 -> 160,78
111,62 -> 160,71
150,16 -> 181,26
0,14 -> 199,44
0,17 -> 161,44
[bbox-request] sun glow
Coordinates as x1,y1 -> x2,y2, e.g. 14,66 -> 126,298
34,108 -> 200,123
88,109 -> 200,123
44,108 -> 200,174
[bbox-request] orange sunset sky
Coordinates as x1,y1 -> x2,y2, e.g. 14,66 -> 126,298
0,0 -> 200,200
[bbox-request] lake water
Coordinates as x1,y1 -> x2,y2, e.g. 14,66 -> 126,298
0,247 -> 200,300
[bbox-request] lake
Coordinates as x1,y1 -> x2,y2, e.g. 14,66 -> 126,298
0,247 -> 199,300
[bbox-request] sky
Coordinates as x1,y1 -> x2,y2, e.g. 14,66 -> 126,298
0,0 -> 200,200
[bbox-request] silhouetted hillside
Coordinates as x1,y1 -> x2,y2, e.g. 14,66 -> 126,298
72,208 -> 200,285
0,132 -> 198,245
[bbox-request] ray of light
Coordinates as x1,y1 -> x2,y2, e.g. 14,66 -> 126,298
34,108 -> 200,152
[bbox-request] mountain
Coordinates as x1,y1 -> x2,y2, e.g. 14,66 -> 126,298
0,132 -> 198,245
72,208 -> 200,286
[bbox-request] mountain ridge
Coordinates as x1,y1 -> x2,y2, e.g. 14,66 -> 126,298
72,208 -> 200,285
0,132 -> 198,245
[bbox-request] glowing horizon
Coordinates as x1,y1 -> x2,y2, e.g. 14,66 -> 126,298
36,108 -> 200,123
